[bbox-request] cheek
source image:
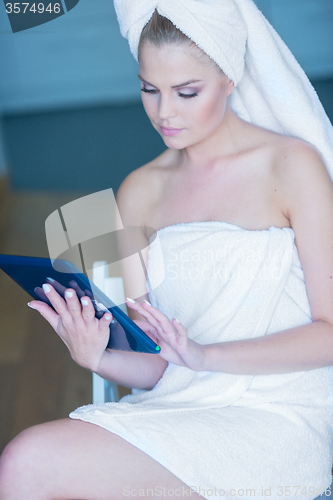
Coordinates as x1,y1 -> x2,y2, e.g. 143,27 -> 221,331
189,95 -> 225,130
141,95 -> 155,121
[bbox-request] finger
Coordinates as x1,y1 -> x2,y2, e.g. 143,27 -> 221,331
63,288 -> 85,324
41,283 -> 72,323
69,280 -> 86,299
126,299 -> 165,334
172,318 -> 187,345
140,300 -> 176,333
98,310 -> 113,333
126,298 -> 164,323
80,296 -> 97,324
45,278 -> 67,295
132,318 -> 160,336
27,300 -> 61,331
132,319 -> 160,343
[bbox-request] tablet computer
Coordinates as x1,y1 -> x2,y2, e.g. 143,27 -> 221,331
0,254 -> 161,355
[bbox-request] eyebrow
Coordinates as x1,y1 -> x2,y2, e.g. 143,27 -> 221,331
138,74 -> 202,88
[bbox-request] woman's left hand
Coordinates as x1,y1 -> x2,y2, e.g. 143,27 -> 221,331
126,299 -> 206,371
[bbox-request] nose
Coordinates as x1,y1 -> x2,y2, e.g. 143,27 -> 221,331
158,93 -> 177,121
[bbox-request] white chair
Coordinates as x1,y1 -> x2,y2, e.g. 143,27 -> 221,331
92,261 -> 124,404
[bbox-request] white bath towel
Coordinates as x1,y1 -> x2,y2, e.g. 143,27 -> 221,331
70,221 -> 333,500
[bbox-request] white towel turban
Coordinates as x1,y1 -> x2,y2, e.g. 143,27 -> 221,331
113,0 -> 333,180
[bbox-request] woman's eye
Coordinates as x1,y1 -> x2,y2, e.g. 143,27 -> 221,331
141,87 -> 157,94
141,88 -> 198,99
178,92 -> 198,99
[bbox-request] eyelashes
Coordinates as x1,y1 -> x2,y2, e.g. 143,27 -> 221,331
141,88 -> 198,99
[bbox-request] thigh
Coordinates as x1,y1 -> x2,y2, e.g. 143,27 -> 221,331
0,418 -> 202,500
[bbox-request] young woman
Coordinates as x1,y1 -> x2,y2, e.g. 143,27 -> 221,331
1,2 -> 333,499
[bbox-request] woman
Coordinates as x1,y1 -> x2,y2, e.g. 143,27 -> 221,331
1,1 -> 333,499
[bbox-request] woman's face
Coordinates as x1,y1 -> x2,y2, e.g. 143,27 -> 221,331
138,41 -> 234,149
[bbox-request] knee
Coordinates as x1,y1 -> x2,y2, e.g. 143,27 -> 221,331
0,426 -> 43,495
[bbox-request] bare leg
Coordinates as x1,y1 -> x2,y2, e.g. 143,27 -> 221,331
0,418 -> 203,500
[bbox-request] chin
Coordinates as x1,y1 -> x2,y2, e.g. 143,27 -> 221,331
160,135 -> 186,149
162,141 -> 185,150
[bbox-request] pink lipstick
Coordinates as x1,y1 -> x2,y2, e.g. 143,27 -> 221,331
160,126 -> 183,136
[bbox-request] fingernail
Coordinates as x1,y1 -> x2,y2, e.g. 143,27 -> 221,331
126,297 -> 135,303
81,298 -> 89,306
46,277 -> 55,282
27,302 -> 36,309
65,290 -> 73,298
104,314 -> 112,320
143,300 -> 152,306
42,284 -> 51,293
175,318 -> 180,323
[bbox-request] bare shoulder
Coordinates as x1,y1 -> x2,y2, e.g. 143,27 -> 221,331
271,135 -> 333,325
116,149 -> 173,227
271,135 -> 333,221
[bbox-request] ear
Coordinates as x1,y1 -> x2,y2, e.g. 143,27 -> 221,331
227,78 -> 235,96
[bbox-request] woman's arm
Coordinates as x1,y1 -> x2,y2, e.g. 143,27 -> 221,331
29,167 -> 168,390
106,167 -> 168,387
30,283 -> 167,389
200,320 -> 333,374
94,349 -> 168,390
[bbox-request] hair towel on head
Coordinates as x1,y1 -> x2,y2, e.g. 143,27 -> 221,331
113,0 -> 333,181
114,0 -> 247,86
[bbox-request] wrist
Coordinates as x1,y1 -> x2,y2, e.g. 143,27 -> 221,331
91,349 -> 111,374
198,343 -> 223,372
195,343 -> 211,372
72,349 -> 107,373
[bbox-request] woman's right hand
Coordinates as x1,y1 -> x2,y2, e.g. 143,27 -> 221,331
131,318 -> 160,344
28,283 -> 113,372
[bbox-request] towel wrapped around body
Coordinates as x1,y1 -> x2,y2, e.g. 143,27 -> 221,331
70,221 -> 333,500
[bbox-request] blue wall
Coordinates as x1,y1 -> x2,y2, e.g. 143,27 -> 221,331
0,0 -> 332,113
0,0 -> 332,191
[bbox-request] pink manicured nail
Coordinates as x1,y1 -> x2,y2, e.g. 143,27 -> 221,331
42,284 -> 51,293
126,297 -> 135,303
175,318 -> 180,323
27,302 -> 36,309
143,300 -> 152,306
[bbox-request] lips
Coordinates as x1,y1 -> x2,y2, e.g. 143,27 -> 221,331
160,126 -> 184,137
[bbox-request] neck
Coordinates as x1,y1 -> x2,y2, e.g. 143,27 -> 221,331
178,101 -> 246,171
